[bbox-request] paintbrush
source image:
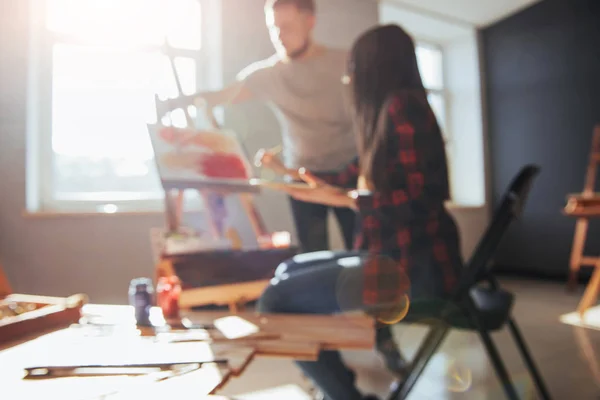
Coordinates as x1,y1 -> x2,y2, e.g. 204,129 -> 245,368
254,145 -> 283,168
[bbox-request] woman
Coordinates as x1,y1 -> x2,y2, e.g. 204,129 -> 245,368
257,24 -> 464,400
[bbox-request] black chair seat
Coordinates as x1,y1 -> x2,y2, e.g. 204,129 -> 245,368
401,287 -> 514,331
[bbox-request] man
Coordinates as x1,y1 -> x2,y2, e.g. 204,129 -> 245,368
160,0 -> 357,254
158,0 -> 407,383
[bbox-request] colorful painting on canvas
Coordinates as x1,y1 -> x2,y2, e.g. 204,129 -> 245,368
147,124 -> 256,191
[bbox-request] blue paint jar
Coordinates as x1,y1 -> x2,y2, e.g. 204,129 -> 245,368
128,278 -> 154,327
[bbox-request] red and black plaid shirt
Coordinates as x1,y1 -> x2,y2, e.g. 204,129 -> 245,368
316,93 -> 463,306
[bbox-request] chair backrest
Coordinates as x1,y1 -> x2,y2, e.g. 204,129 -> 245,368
452,164 -> 541,300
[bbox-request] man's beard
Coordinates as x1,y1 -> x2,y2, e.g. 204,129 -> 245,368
286,39 -> 311,60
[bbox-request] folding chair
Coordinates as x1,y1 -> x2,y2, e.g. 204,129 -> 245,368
387,165 -> 552,400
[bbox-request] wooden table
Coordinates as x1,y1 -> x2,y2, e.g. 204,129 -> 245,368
0,305 -> 251,399
1,304 -> 375,399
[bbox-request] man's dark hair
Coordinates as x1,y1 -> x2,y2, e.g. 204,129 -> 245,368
265,0 -> 316,14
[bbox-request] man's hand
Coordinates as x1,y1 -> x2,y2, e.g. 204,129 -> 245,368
155,94 -> 202,120
284,169 -> 357,210
154,83 -> 252,121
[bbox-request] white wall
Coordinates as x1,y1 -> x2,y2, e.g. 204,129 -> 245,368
379,0 -> 473,44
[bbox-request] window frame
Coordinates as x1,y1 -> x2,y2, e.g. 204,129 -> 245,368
27,0 -> 218,214
414,40 -> 454,199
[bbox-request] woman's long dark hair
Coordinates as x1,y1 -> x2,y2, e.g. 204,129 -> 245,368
349,24 -> 428,192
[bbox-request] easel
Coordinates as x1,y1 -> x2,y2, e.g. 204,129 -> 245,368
0,263 -> 12,299
153,48 -> 279,312
565,125 -> 600,297
158,45 -> 269,240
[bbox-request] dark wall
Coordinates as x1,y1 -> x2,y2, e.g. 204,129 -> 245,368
483,0 -> 600,278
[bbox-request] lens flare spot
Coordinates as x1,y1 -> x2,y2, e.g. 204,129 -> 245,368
446,359 -> 473,392
376,295 -> 411,325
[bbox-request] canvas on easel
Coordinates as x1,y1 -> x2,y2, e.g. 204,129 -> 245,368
147,124 -> 260,194
147,119 -> 269,241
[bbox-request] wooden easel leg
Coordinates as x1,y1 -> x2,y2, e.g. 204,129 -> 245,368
568,218 -> 589,291
239,194 -> 269,238
200,191 -> 225,239
175,191 -> 185,227
227,298 -> 249,314
577,263 -> 600,318
0,262 -> 12,298
156,259 -> 176,283
165,190 -> 185,233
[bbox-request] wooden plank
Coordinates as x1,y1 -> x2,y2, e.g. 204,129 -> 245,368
184,311 -> 374,329
162,311 -> 372,358
184,311 -> 375,350
77,305 -> 374,351
252,340 -> 320,360
178,280 -> 271,309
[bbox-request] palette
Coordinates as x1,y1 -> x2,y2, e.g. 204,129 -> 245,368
0,294 -> 86,347
249,179 -> 312,191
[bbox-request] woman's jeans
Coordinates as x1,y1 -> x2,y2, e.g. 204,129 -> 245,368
256,250 -> 393,400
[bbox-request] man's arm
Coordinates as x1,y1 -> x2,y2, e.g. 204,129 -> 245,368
156,81 -> 254,119
157,56 -> 279,120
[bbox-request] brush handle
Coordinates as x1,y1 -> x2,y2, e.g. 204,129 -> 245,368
24,359 -> 228,377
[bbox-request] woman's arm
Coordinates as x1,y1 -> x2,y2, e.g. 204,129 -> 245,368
272,157 -> 360,187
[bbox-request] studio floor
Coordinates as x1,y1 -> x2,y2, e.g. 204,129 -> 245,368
219,278 -> 600,399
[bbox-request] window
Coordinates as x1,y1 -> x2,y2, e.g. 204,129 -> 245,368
29,0 -> 217,213
415,43 -> 446,138
415,43 -> 454,198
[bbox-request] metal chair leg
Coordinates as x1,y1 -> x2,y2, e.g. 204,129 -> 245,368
478,328 -> 520,400
507,318 -> 552,400
387,323 -> 449,400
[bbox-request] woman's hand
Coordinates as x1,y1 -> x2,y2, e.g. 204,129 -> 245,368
254,147 -> 303,180
254,148 -> 288,175
285,169 -> 357,210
